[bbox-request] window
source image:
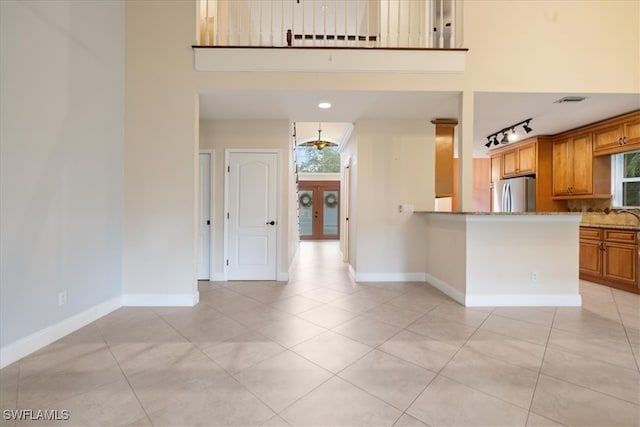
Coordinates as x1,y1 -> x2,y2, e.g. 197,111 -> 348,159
296,146 -> 340,173
612,150 -> 640,207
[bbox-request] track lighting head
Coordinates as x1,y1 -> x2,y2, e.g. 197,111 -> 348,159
499,132 -> 509,144
523,120 -> 533,134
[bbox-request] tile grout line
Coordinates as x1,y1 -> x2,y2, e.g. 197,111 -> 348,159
524,305 -> 563,426
151,306 -> 285,423
610,289 -> 640,373
379,304 -> 501,426
94,320 -> 155,427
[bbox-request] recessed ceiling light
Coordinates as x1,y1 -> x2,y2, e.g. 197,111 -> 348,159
318,102 -> 331,109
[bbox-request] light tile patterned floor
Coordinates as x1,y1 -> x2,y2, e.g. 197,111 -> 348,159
1,241 -> 639,426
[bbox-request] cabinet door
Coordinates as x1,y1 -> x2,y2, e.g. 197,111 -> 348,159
570,133 -> 593,195
490,155 -> 501,184
502,150 -> 518,177
623,116 -> 640,147
593,123 -> 623,152
552,138 -> 571,195
579,240 -> 602,277
603,242 -> 638,287
434,122 -> 455,197
517,144 -> 536,175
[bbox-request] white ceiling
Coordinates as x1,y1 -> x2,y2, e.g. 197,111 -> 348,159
199,90 -> 640,155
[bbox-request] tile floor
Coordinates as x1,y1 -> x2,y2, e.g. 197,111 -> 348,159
1,241 -> 639,426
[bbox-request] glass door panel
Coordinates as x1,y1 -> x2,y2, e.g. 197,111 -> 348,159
322,190 -> 339,236
298,190 -> 313,236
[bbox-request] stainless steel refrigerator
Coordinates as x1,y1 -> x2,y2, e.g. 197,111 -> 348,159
493,177 -> 536,212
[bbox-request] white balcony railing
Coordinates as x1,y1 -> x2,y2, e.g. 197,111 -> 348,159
198,0 -> 461,49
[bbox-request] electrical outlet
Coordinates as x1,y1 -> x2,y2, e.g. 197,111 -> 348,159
531,272 -> 539,282
58,291 -> 67,306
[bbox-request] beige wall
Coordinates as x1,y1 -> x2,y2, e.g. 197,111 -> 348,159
463,0 -> 640,92
123,0 -> 639,298
125,1 -> 200,298
199,119 -> 292,277
350,120 -> 434,278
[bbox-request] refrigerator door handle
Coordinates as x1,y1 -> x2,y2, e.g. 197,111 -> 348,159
501,183 -> 507,212
506,183 -> 512,212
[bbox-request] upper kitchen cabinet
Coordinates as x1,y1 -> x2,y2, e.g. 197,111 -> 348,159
592,111 -> 640,156
552,131 -> 611,199
502,141 -> 536,178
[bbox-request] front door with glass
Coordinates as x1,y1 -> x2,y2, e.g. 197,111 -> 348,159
298,181 -> 340,240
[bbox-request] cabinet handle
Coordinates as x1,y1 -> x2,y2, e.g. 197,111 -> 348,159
599,242 -> 606,251
623,136 -> 627,144
618,137 -> 624,145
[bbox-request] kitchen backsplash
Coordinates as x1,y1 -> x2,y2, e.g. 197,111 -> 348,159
568,199 -> 640,227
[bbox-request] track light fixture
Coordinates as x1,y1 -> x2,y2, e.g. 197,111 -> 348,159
486,118 -> 533,149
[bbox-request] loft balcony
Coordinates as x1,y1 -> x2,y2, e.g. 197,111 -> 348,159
193,0 -> 467,73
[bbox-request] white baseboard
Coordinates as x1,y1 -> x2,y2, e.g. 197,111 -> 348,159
465,293 -> 582,307
424,273 -> 466,305
0,296 -> 122,369
122,292 -> 199,307
211,273 -> 225,281
352,271 -> 427,282
348,264 -> 357,280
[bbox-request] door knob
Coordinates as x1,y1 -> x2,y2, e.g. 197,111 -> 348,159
266,221 -> 276,226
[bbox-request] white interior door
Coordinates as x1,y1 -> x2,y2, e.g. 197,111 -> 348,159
227,151 -> 278,280
198,152 -> 212,280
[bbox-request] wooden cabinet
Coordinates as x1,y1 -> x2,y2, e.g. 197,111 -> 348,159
593,111 -> 640,156
433,119 -> 457,198
502,143 -> 536,178
552,132 -> 611,199
488,137 -> 564,212
579,226 -> 639,293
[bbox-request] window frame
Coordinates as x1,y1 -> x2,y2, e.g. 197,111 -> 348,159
611,149 -> 640,208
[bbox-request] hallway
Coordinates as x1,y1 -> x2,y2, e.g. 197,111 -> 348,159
1,241 -> 638,426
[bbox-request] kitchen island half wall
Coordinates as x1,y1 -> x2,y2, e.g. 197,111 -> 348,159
417,212 -> 583,307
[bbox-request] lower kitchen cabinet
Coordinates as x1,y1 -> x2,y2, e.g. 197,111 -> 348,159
579,227 -> 639,293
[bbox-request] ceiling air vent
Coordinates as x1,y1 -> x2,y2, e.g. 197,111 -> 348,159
554,96 -> 587,104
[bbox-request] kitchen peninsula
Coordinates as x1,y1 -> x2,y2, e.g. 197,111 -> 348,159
416,211 -> 583,307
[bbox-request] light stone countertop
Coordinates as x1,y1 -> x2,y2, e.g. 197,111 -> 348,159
413,211 -> 581,216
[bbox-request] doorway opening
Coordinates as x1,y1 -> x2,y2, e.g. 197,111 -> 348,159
295,122 -> 346,241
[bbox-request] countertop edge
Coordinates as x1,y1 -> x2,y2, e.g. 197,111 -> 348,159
413,211 -> 582,216
579,223 -> 640,231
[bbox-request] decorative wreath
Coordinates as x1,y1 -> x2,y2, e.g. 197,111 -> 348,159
299,193 -> 312,208
324,193 -> 338,208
